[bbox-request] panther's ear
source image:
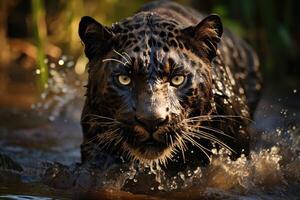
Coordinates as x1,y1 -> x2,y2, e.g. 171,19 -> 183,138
182,14 -> 223,60
79,16 -> 114,59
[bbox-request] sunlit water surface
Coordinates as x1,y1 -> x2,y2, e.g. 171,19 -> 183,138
0,58 -> 299,200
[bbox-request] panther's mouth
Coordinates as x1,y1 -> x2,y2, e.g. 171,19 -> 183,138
129,148 -> 171,162
139,138 -> 166,151
119,124 -> 178,163
124,138 -> 174,162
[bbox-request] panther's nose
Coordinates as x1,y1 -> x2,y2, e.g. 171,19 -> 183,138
135,115 -> 169,133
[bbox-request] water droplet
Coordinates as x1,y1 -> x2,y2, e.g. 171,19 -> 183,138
178,172 -> 185,180
193,167 -> 201,175
58,60 -> 65,66
61,55 -> 67,61
293,89 -> 297,94
41,92 -> 47,99
158,185 -> 164,190
49,116 -> 55,121
50,63 -> 56,68
35,69 -> 41,74
280,109 -> 288,117
66,61 -> 75,68
276,128 -> 282,135
212,148 -> 218,155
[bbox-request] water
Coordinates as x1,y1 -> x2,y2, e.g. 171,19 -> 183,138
0,58 -> 299,199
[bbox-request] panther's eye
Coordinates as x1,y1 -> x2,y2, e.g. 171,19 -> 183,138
118,75 -> 131,86
171,75 -> 185,86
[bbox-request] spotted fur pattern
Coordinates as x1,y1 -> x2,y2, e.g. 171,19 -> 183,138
79,1 -> 262,171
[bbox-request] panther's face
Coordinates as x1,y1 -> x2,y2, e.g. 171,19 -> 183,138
79,13 -> 223,165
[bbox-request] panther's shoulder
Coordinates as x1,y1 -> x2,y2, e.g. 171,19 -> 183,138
115,0 -> 262,115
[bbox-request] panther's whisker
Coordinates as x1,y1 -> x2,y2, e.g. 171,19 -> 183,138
188,114 -> 246,120
169,134 -> 174,147
186,118 -> 241,124
90,128 -> 120,150
188,129 -> 234,153
186,128 -> 216,142
181,132 -> 211,161
187,129 -> 226,148
185,115 -> 253,122
113,49 -> 132,65
82,132 -> 110,146
83,114 -> 119,122
186,124 -> 234,139
99,136 -> 118,151
84,115 -> 115,121
82,121 -> 118,126
95,129 -> 120,152
173,130 -> 186,163
102,58 -> 127,66
114,135 -> 124,147
122,51 -> 133,63
182,133 -> 212,152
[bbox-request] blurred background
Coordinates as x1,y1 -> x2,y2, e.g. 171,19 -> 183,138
0,1 -> 299,198
0,0 -> 300,106
0,0 -> 299,110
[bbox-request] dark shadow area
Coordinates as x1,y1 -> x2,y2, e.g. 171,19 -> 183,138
0,1 -> 299,199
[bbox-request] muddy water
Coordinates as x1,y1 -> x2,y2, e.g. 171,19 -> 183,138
0,60 -> 299,199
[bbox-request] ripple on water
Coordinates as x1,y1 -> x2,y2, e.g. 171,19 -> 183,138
38,128 -> 299,199
0,58 -> 299,199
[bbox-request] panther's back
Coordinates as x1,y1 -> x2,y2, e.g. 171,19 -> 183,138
139,0 -> 262,116
79,0 -> 262,170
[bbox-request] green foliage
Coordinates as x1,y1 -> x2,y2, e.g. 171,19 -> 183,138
202,0 -> 299,87
27,0 -> 299,88
31,0 -> 48,90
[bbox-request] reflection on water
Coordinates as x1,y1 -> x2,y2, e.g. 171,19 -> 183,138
0,58 -> 299,199
0,195 -> 52,200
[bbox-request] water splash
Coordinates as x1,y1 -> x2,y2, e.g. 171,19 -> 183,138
34,72 -> 299,199
2,59 -> 299,199
30,55 -> 86,122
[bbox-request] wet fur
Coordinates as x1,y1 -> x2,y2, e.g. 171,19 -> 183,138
79,1 -> 262,172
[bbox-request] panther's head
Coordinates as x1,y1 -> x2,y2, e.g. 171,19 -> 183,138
79,12 -> 223,165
